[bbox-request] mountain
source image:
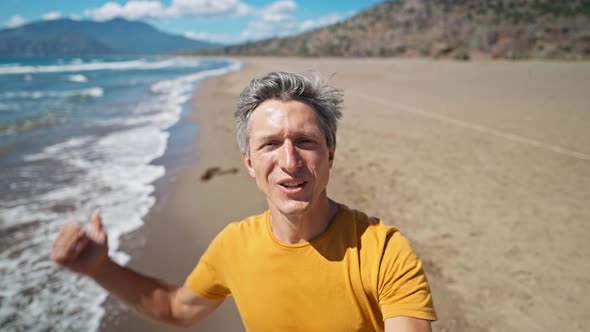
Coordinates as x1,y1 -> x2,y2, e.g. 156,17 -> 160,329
199,0 -> 590,60
0,18 -> 221,57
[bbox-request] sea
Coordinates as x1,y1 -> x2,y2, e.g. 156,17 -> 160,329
0,56 -> 241,331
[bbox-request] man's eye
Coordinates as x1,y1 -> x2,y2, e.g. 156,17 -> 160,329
262,141 -> 278,148
297,139 -> 316,148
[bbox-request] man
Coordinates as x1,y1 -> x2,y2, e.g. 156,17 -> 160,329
52,71 -> 437,331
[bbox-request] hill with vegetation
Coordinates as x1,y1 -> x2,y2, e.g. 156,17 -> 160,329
0,18 -> 220,57
199,0 -> 590,60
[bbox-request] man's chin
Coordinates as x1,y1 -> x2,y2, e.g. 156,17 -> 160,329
276,200 -> 311,217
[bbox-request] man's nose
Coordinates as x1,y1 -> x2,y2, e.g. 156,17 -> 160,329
278,141 -> 301,172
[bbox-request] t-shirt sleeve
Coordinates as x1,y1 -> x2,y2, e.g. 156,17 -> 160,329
185,225 -> 233,299
378,231 -> 437,321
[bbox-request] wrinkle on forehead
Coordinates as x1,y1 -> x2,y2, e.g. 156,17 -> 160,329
250,100 -> 323,139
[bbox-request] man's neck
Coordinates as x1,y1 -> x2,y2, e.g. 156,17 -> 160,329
269,196 -> 339,245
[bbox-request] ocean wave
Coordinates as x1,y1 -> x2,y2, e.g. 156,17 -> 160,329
0,62 -> 19,68
150,59 -> 242,95
23,136 -> 95,162
95,103 -> 182,130
0,102 -> 19,112
0,126 -> 168,329
0,219 -> 107,332
97,60 -> 243,131
0,58 -> 242,332
0,57 -> 203,75
0,87 -> 103,100
67,74 -> 88,83
0,113 -> 64,136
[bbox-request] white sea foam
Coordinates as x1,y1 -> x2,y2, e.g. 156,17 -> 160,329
0,87 -> 103,99
150,60 -> 242,95
67,74 -> 88,83
0,127 -> 167,330
0,219 -> 107,332
0,58 -> 243,331
0,57 -> 203,75
97,59 -> 242,131
23,136 -> 95,162
84,87 -> 103,98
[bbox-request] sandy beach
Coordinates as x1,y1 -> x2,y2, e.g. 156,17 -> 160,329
100,57 -> 590,332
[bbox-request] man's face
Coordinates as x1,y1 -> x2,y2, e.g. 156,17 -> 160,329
242,99 -> 335,217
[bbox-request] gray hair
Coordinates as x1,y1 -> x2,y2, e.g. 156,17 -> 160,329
235,71 -> 343,155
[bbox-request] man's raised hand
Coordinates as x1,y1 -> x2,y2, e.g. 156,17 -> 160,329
52,210 -> 110,278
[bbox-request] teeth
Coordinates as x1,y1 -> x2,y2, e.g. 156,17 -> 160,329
282,181 -> 304,187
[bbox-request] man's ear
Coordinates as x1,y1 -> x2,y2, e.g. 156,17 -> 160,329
241,152 -> 256,178
328,146 -> 336,168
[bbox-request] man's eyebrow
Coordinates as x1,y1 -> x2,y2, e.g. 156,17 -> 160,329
254,131 -> 323,142
300,131 -> 323,140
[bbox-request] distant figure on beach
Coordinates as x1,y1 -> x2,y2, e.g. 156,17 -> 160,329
52,72 -> 437,331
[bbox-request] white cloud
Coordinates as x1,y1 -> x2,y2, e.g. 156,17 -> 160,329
258,0 -> 297,22
42,11 -> 62,21
240,0 -> 298,40
81,0 -> 352,44
85,1 -> 164,21
234,2 -> 253,16
84,0 -> 252,21
240,2 -> 351,42
167,0 -> 253,17
184,31 -> 233,44
4,15 -> 26,28
70,14 -> 83,21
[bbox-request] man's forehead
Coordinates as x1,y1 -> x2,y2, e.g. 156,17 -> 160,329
248,100 -> 324,139
251,99 -> 314,115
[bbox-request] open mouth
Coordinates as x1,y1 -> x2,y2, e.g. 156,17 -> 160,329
279,181 -> 306,190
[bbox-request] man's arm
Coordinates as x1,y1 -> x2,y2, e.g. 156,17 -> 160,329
52,210 -> 222,327
92,259 -> 223,327
384,316 -> 432,332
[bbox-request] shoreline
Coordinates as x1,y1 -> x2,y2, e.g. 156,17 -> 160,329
100,57 -> 590,332
99,64 -> 256,331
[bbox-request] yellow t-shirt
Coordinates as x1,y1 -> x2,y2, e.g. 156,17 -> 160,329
186,204 -> 437,331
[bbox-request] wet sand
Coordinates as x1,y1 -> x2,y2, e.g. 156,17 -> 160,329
101,57 -> 590,332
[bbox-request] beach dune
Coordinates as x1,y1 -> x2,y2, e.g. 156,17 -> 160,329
101,58 -> 590,332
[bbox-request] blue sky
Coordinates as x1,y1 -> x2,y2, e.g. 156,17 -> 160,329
0,0 -> 382,44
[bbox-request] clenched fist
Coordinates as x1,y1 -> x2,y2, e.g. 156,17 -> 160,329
52,210 -> 110,278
